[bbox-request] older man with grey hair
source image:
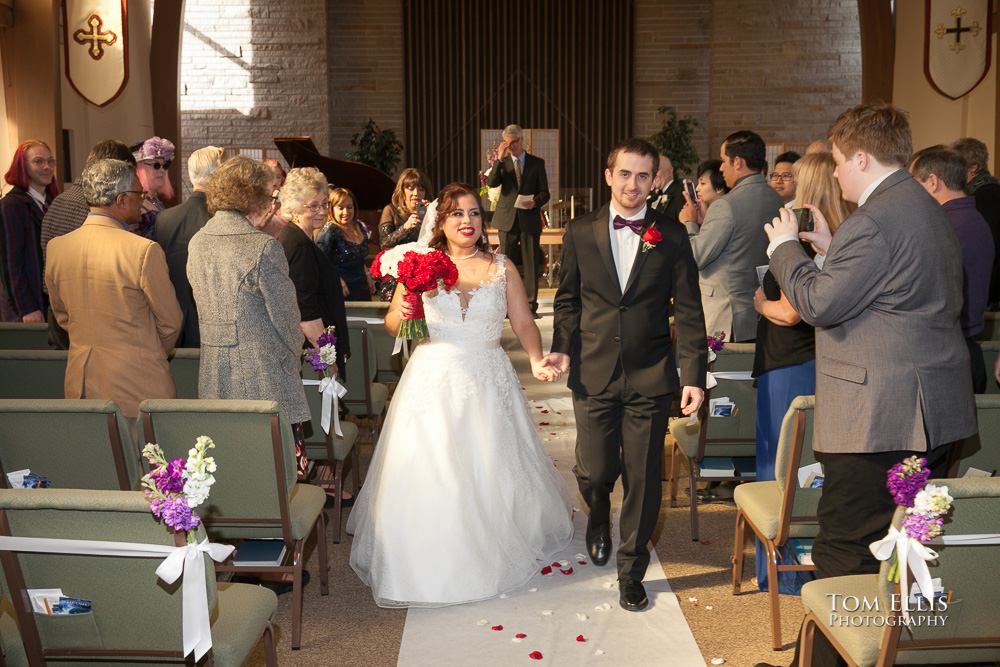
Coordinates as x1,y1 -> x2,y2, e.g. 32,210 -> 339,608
952,137 -> 1000,307
46,159 -> 182,432
155,146 -> 225,347
487,123 -> 550,316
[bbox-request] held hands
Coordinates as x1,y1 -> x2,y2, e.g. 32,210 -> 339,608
679,386 -> 704,416
533,352 -> 570,383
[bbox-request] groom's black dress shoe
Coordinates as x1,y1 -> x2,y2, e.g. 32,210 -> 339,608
585,521 -> 611,566
618,576 -> 648,611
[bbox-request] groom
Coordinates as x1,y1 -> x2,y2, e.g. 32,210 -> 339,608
545,138 -> 707,611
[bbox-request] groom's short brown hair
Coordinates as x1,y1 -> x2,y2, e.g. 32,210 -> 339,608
606,138 -> 659,172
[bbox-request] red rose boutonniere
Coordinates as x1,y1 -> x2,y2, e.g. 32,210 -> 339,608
641,224 -> 662,253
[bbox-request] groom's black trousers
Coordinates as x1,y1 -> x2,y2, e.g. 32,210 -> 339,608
572,361 -> 672,581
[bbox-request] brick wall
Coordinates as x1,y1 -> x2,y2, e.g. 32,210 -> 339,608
633,0 -> 862,167
178,0 -> 861,193
179,0 -> 329,195
326,0 -> 405,166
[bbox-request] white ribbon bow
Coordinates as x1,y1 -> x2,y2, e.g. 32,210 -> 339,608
302,375 -> 347,437
869,525 -> 939,620
0,535 -> 235,661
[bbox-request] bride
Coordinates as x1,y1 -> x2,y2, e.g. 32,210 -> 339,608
347,183 -> 574,607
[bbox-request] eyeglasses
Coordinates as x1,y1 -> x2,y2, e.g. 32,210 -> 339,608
144,161 -> 172,170
119,189 -> 147,199
303,201 -> 331,213
770,172 -> 794,182
30,158 -> 57,168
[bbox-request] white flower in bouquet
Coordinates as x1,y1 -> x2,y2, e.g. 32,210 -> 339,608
371,242 -> 435,279
319,343 -> 337,366
183,436 -> 217,508
909,484 -> 953,517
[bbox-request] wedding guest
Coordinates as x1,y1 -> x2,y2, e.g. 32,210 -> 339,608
261,159 -> 287,238
40,140 -> 135,348
186,156 -> 312,474
951,137 -> 1000,308
769,151 -> 801,208
910,146 -> 994,393
155,146 -> 224,348
130,137 -> 176,239
693,159 -> 730,209
379,168 -> 431,300
0,139 -> 59,322
316,187 -> 375,301
46,159 -> 181,434
751,151 -> 851,595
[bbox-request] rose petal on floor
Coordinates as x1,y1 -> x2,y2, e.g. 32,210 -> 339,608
529,651 -> 543,660
576,635 -> 586,642
491,625 -> 503,631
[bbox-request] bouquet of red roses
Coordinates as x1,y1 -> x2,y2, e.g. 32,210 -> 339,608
371,246 -> 459,340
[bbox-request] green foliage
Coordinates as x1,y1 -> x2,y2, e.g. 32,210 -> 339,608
347,119 -> 404,176
648,106 -> 701,177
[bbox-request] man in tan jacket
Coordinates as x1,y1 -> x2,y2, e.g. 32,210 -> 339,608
46,159 -> 181,425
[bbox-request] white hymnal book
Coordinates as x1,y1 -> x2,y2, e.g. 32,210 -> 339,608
514,194 -> 535,209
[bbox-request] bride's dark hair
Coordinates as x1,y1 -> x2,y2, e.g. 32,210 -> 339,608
428,182 -> 493,255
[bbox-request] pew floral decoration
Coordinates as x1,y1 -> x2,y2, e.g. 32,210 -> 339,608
303,325 -> 337,375
869,457 -> 954,618
478,142 -> 502,208
141,437 -> 217,544
706,330 -> 726,363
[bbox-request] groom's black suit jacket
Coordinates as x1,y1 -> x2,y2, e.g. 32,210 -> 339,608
552,203 -> 707,397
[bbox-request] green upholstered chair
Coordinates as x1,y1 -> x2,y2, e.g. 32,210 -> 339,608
0,488 -> 277,666
979,341 -> 1000,395
0,399 -> 140,491
668,342 -> 757,541
0,351 -> 67,399
731,395 -> 820,650
167,348 -> 201,399
0,323 -> 50,350
343,321 -> 389,446
301,366 -> 361,543
138,399 -> 328,650
345,303 -> 401,382
799,477 -> 1000,666
948,394 -> 1000,478
974,311 -> 1000,342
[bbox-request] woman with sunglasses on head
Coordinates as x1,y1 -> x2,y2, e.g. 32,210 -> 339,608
0,139 -> 60,322
129,137 -> 175,240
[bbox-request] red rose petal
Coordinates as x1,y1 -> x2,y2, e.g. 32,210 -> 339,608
491,625 -> 503,631
576,635 -> 586,642
551,562 -> 561,567
701,540 -> 710,545
535,406 -> 543,409
540,566 -> 552,575
516,633 -> 527,639
540,410 -> 549,413
578,561 -> 587,565
529,652 -> 543,660
556,412 -> 561,414
550,432 -> 557,435
561,567 -> 574,574
539,422 -> 550,426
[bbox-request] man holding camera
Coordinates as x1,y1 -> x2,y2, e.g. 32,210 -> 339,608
680,130 -> 781,342
488,124 -> 550,317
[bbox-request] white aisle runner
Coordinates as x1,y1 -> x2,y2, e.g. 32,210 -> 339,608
396,398 -> 706,666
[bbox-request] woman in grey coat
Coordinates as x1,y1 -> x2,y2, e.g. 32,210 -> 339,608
187,156 -> 311,472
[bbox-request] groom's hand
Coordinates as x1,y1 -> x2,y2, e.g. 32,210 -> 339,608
679,386 -> 704,416
542,352 -> 570,374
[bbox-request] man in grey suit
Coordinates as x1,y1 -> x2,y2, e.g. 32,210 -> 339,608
766,103 -> 977,582
680,131 -> 782,342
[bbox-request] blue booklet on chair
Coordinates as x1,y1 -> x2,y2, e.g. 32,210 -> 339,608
232,540 -> 287,567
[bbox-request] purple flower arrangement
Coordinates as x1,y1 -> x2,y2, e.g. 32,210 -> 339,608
883,456 -> 953,583
303,326 -> 337,376
707,330 -> 726,353
141,437 -> 217,543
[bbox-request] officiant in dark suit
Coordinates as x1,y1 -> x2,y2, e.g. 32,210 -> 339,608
487,124 -> 550,317
546,138 -> 707,612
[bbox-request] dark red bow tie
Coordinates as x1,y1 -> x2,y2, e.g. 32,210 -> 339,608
613,215 -> 643,235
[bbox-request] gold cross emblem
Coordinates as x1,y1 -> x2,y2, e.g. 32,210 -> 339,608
935,6 -> 982,53
73,14 -> 117,60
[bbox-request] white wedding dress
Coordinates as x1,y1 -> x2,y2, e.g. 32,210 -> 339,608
347,253 -> 574,607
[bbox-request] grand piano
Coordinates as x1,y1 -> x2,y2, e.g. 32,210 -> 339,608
274,137 -> 396,211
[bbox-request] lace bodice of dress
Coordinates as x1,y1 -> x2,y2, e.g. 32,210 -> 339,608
424,254 -> 507,343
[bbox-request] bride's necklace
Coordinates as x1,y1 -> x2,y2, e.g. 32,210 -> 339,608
450,248 -> 480,261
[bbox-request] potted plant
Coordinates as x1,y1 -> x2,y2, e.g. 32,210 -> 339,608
347,119 -> 404,176
648,106 -> 700,177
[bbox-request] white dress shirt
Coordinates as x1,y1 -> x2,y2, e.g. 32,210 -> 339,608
609,203 -> 646,290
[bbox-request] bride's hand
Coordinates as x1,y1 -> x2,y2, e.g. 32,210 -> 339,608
398,290 -> 416,318
531,357 -> 562,382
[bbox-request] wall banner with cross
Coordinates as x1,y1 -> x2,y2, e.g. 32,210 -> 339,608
61,0 -> 129,107
924,0 -> 993,100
